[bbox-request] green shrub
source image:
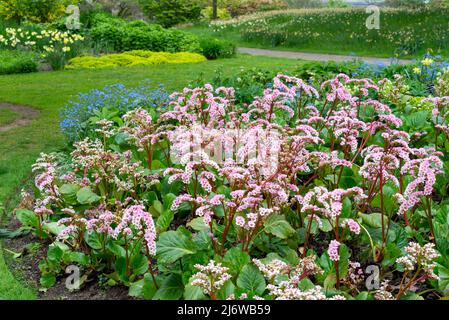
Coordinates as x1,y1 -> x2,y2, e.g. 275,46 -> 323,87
89,15 -> 201,53
66,50 -> 206,69
292,60 -> 362,81
221,0 -> 287,17
200,37 -> 236,60
139,0 -> 204,27
201,6 -> 231,20
0,49 -> 38,74
0,0 -> 74,23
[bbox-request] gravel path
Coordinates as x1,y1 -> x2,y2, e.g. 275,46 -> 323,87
238,47 -> 412,65
0,102 -> 40,132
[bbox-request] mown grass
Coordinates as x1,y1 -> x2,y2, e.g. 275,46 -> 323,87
186,7 -> 449,58
0,54 -> 307,299
0,108 -> 17,126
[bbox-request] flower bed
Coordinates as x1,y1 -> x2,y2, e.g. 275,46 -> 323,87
15,72 -> 449,300
0,27 -> 84,70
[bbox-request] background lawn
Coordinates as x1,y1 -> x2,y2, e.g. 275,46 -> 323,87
0,55 -> 307,299
186,7 -> 449,59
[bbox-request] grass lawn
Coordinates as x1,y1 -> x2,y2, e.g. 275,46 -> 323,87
0,54 -> 307,299
0,108 -> 17,126
185,26 -> 403,59
185,8 -> 449,59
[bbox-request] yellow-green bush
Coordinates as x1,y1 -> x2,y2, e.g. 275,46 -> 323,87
66,51 -> 207,69
0,0 -> 75,23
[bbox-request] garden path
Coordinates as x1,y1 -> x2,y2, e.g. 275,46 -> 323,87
238,47 -> 412,65
0,102 -> 40,132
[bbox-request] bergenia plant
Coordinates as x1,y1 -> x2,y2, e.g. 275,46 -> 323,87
17,73 -> 449,300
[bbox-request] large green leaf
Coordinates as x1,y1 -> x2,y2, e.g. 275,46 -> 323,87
131,254 -> 149,275
437,263 -> 449,295
129,273 -> 158,300
360,213 -> 388,229
156,230 -> 196,264
217,281 -> 236,300
223,247 -> 250,277
156,210 -> 174,233
76,187 -> 101,205
59,184 -> 80,203
236,264 -> 266,295
84,232 -> 103,250
66,252 -> 90,266
372,185 -> 397,213
153,274 -> 184,300
187,217 -> 209,231
263,215 -> 295,239
184,281 -> 207,300
15,209 -> 39,229
40,273 -> 56,288
42,222 -> 66,236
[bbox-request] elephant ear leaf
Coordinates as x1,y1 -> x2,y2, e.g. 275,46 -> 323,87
76,187 -> 101,204
437,264 -> 449,295
263,215 -> 295,239
156,230 -> 196,264
236,264 -> 266,296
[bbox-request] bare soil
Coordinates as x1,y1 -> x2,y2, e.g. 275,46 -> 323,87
0,102 -> 40,132
2,216 -> 130,300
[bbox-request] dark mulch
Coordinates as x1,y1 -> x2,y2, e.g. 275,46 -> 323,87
2,216 -> 130,300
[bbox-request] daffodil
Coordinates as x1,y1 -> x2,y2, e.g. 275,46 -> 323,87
421,58 -> 434,66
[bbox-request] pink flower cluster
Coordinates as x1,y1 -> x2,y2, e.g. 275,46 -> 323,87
298,186 -> 364,219
396,151 -> 443,216
328,240 -> 341,262
114,205 -> 157,256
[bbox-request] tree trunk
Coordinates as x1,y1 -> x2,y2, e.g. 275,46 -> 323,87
212,0 -> 218,20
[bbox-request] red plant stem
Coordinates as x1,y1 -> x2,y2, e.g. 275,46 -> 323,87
379,167 -> 386,245
124,237 -> 130,277
221,210 -> 235,256
148,261 -> 159,289
146,144 -> 153,170
209,221 -> 218,254
38,214 -> 43,241
298,173 -> 319,195
302,213 -> 315,257
426,197 -> 435,242
396,269 -> 424,300
335,260 -> 340,290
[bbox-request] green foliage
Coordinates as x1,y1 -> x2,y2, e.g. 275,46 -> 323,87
236,264 -> 266,295
385,0 -> 428,8
0,55 -> 305,299
0,49 -> 38,75
89,15 -> 201,53
327,0 -> 348,8
0,0 -> 74,23
220,0 -> 287,17
66,50 -> 206,69
156,230 -> 196,264
201,6 -> 231,20
199,37 -> 236,60
7,52 -> 449,300
139,0 -> 204,27
209,7 -> 449,57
